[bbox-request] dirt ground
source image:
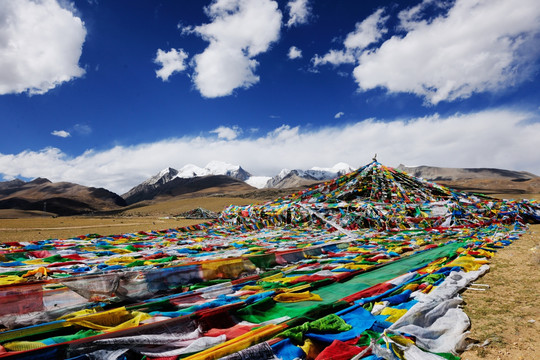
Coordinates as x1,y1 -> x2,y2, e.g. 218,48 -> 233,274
460,223 -> 539,360
0,196 -> 263,242
0,216 -> 206,242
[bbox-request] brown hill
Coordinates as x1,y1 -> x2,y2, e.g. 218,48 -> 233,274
397,164 -> 540,194
0,178 -> 126,216
397,164 -> 537,181
438,177 -> 540,195
265,170 -> 322,189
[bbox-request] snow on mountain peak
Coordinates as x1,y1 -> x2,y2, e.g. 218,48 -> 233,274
158,167 -> 174,177
204,160 -> 240,175
310,162 -> 353,173
265,163 -> 355,188
177,164 -> 205,178
277,168 -> 292,179
245,176 -> 271,189
332,162 -> 354,173
138,161 -> 355,191
175,161 -> 251,181
142,167 -> 178,186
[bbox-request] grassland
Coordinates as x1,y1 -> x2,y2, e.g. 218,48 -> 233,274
0,196 -> 264,242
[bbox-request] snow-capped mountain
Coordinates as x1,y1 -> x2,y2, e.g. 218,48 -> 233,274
140,167 -> 179,186
308,162 -> 355,179
177,161 -> 251,181
245,176 -> 272,189
121,161 -> 255,203
122,161 -> 355,203
121,167 -> 177,203
265,163 -> 354,188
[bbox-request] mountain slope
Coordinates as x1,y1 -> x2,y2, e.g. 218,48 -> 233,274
397,164 -> 538,181
0,179 -> 126,216
397,164 -> 540,194
122,167 -> 179,203
122,175 -> 255,205
177,161 -> 251,181
266,163 -> 354,188
265,169 -> 320,188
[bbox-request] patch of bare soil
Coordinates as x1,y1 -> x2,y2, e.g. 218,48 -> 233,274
0,209 -> 56,219
0,196 -> 265,242
461,224 -> 540,360
118,196 -> 265,217
0,217 -> 204,242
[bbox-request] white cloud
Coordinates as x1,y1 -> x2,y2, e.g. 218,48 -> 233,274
334,112 -> 344,119
154,48 -> 189,81
316,0 -> 540,104
190,0 -> 282,98
1,109 -> 539,194
286,0 -> 311,27
312,9 -> 387,67
0,0 -> 86,95
210,125 -> 242,140
288,46 -> 302,59
343,8 -> 388,50
73,124 -> 92,135
51,130 -> 71,138
397,0 -> 452,32
356,0 -> 540,104
313,50 -> 355,67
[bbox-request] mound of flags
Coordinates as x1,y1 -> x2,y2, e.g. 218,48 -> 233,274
0,161 -> 537,360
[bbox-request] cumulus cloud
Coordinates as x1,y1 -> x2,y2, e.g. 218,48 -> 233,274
0,0 -> 86,95
210,125 -> 242,140
288,46 -> 302,59
343,8 -> 388,50
286,0 -> 311,27
51,130 -> 71,138
1,109 -> 538,194
316,0 -> 540,104
189,0 -> 282,98
154,48 -> 189,81
334,112 -> 344,119
312,9 -> 387,67
312,50 -> 355,67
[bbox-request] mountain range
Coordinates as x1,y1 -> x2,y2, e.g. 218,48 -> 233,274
0,177 -> 126,216
121,161 -> 353,204
1,161 -> 538,216
396,164 -> 540,194
122,174 -> 254,205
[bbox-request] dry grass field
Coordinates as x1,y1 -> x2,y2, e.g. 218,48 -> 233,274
461,223 -> 539,360
0,191 -> 538,359
0,196 -> 264,242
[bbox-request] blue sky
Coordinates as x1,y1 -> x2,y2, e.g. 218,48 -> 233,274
0,0 -> 539,194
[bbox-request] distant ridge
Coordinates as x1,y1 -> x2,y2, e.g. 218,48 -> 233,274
123,162 -> 356,202
0,179 -> 126,216
265,163 -> 354,188
3,161 -> 538,215
122,175 -> 255,205
121,162 -> 256,205
177,161 -> 251,181
397,164 -> 538,181
397,164 -> 540,194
